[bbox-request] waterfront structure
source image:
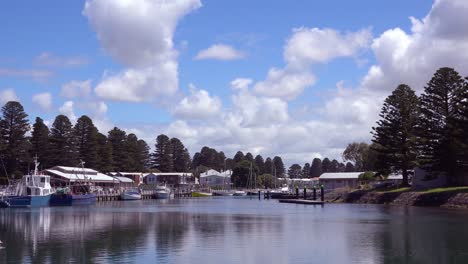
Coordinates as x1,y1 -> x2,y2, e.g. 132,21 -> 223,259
199,169 -> 232,188
113,176 -> 135,188
44,166 -> 118,188
111,172 -> 143,185
319,172 -> 363,190
289,178 -> 319,188
143,172 -> 196,187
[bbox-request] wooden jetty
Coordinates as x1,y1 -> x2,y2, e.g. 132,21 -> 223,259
96,188 -> 192,202
278,199 -> 325,205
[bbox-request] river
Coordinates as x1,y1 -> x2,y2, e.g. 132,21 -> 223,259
0,197 -> 467,263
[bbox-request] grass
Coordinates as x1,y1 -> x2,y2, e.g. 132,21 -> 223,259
384,187 -> 411,193
422,186 -> 468,194
191,192 -> 211,197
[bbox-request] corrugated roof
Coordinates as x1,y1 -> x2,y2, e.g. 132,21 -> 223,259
319,172 -> 363,179
200,169 -> 231,178
114,176 -> 134,183
149,172 -> 193,176
54,166 -> 97,174
45,169 -> 117,182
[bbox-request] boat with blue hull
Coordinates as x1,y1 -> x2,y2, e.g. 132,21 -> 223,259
0,157 -> 53,208
72,193 -> 97,205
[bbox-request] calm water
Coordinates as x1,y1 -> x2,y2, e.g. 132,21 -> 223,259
0,198 -> 467,264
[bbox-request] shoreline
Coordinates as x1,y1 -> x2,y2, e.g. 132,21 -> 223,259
325,187 -> 468,209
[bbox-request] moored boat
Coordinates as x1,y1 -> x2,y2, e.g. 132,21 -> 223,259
121,188 -> 141,200
233,190 -> 247,196
155,185 -> 171,199
212,191 -> 234,196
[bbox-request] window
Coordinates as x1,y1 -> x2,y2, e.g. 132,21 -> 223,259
41,177 -> 46,183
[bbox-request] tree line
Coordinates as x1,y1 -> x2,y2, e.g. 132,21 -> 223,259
357,67 -> 468,187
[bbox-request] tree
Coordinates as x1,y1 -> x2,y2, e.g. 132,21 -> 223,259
345,162 -> 355,172
330,159 -> 339,172
264,157 -> 273,174
74,115 -> 98,169
342,142 -> 370,171
231,160 -> 253,187
30,117 -> 50,169
137,139 -> 150,170
310,158 -> 322,177
0,101 -> 30,177
245,152 -> 254,162
96,132 -> 113,173
302,163 -> 310,178
418,67 -> 467,185
153,134 -> 173,172
49,115 -> 78,167
372,84 -> 419,186
272,156 -> 285,177
233,151 -> 245,163
171,137 -> 191,172
108,127 -> 130,171
225,158 -> 235,170
288,164 -> 302,178
254,155 -> 265,175
322,158 -> 331,173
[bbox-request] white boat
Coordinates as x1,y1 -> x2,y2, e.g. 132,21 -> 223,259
0,157 -> 53,208
120,188 -> 141,200
233,190 -> 247,196
155,185 -> 171,199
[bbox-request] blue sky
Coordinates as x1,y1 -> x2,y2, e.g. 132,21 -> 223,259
1,0 -> 466,165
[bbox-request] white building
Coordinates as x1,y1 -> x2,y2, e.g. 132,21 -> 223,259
199,169 -> 232,187
44,166 -> 119,187
319,172 -> 364,190
143,172 -> 196,186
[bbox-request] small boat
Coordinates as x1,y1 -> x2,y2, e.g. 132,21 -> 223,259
121,188 -> 142,200
191,191 -> 212,197
233,190 -> 247,196
0,157 -> 53,208
212,191 -> 234,196
270,185 -> 292,199
155,185 -> 171,199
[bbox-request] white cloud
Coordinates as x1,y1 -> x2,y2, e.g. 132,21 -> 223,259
83,0 -> 202,102
230,78 -> 252,90
59,101 -> 77,123
34,52 -> 88,67
0,88 -> 18,105
173,85 -> 222,120
195,44 -> 245,60
60,80 -> 92,98
32,92 -> 53,111
0,68 -> 53,82
254,27 -> 371,100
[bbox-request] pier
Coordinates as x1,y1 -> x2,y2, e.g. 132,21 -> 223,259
96,188 -> 192,202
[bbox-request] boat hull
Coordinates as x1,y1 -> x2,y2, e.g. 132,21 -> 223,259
233,191 -> 247,196
212,191 -> 234,196
155,191 -> 170,199
72,193 -> 97,205
120,192 -> 141,200
0,194 -> 51,208
50,193 -> 73,206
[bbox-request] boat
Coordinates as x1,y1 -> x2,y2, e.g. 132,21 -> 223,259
49,188 -> 72,206
154,185 -> 171,199
0,157 -> 53,208
212,191 -> 234,196
269,184 -> 292,199
233,190 -> 247,196
120,188 -> 142,200
191,191 -> 212,197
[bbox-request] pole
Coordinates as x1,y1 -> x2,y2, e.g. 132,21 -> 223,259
320,184 -> 324,202
303,187 -> 307,200
313,186 -> 317,200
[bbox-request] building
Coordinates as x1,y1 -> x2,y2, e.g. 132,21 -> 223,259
113,176 -> 135,188
44,166 -> 119,188
142,172 -> 196,187
199,169 -> 232,187
319,172 -> 363,190
111,172 -> 143,185
289,178 -> 319,189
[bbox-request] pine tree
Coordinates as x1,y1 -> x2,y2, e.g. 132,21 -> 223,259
50,115 -> 78,167
302,162 -> 310,177
233,151 -> 245,164
96,132 -> 113,172
272,156 -> 285,177
345,162 -> 355,172
108,127 -> 130,171
310,158 -> 322,177
170,137 -> 191,172
0,101 -> 30,177
74,115 -> 99,169
245,152 -> 254,162
153,134 -> 173,172
254,155 -> 265,175
264,157 -> 273,174
330,159 -> 339,172
30,117 -> 50,169
288,164 -> 302,178
342,142 -> 370,171
137,139 -> 150,171
322,158 -> 331,173
418,67 -> 466,185
372,84 -> 419,186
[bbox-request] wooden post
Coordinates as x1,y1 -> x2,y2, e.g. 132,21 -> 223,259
313,186 -> 317,200
303,187 -> 307,200
258,190 -> 261,200
295,187 -> 299,199
320,185 -> 324,202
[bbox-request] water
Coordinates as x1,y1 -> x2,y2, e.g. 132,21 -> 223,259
0,198 -> 467,264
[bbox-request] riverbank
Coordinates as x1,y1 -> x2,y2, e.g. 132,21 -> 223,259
325,186 -> 468,209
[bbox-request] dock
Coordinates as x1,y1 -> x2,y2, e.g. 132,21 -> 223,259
278,199 -> 325,205
96,188 -> 192,202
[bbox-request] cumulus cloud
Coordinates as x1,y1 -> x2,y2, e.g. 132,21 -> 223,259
59,101 -> 77,123
32,92 -> 53,111
60,80 -> 92,98
173,84 -> 222,120
0,88 -> 18,105
254,27 -> 371,100
195,44 -> 245,60
34,52 -> 88,67
83,0 -> 202,102
230,78 -> 252,90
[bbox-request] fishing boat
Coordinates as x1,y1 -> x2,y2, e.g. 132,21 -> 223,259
121,188 -> 141,200
269,184 -> 292,199
0,157 -> 53,208
154,185 -> 171,199
233,190 -> 247,196
49,188 -> 72,206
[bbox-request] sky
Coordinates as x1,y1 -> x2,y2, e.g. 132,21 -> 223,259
1,0 -> 467,166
